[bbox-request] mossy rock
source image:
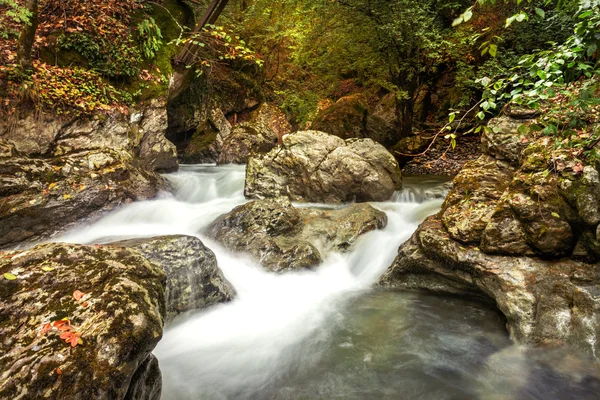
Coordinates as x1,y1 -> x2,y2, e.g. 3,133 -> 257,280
0,243 -> 166,399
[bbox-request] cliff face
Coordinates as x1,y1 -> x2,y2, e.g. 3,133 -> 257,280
0,99 -> 177,249
380,115 -> 600,359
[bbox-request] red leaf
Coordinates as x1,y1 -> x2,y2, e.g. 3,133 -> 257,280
40,323 -> 52,336
56,368 -> 62,375
73,290 -> 85,301
60,331 -> 72,340
53,319 -> 70,329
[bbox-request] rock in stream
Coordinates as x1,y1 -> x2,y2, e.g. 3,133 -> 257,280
245,130 -> 402,203
207,197 -> 387,272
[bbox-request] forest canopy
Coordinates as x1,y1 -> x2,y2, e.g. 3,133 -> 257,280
0,0 -> 598,155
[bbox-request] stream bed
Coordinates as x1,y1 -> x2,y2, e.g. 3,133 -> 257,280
55,165 -> 600,400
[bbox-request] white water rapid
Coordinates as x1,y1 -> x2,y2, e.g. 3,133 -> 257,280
54,165 -> 600,400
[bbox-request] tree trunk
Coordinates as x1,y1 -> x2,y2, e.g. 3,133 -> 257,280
16,0 -> 38,73
396,97 -> 414,140
170,0 -> 230,101
174,0 -> 230,66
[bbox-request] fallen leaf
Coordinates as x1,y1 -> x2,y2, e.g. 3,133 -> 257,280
3,273 -> 17,280
56,368 -> 62,375
41,266 -> 55,272
73,290 -> 85,301
63,194 -> 71,200
81,301 -> 89,308
40,323 -> 52,335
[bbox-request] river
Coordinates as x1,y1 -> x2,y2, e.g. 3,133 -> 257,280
56,164 -> 600,400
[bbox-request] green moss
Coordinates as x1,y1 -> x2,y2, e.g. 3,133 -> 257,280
117,0 -> 194,100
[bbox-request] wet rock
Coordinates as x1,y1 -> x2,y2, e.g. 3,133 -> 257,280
124,354 -> 162,400
379,216 -> 600,359
0,242 -> 166,399
0,149 -> 168,249
207,197 -> 387,272
299,203 -> 388,252
217,122 -> 278,165
311,93 -> 396,146
441,154 -> 514,244
245,131 -> 402,203
110,235 -> 235,323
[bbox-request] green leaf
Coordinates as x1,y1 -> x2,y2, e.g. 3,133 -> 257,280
449,113 -> 456,123
452,17 -> 463,27
477,111 -> 485,120
3,273 -> 17,280
551,212 -> 560,218
535,8 -> 545,18
587,43 -> 597,57
463,9 -> 473,22
489,44 -> 497,57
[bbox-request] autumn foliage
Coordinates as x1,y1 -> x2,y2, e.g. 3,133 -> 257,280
0,0 -> 155,117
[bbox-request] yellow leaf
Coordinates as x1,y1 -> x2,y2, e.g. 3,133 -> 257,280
3,273 -> 17,280
41,266 -> 55,272
63,194 -> 71,200
49,182 -> 58,190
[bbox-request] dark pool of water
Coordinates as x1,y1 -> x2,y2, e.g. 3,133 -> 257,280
251,290 -> 600,400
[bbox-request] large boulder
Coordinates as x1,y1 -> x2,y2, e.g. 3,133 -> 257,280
207,197 -> 387,272
311,93 -> 396,147
440,154 -> 515,244
217,122 -> 278,165
380,115 -> 600,359
0,146 -> 168,249
0,243 -> 166,399
110,235 -> 235,323
245,131 -> 402,203
379,216 -> 600,359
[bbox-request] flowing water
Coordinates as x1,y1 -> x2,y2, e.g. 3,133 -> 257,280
55,165 -> 600,400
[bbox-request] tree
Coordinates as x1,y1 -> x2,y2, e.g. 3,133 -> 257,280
169,0 -> 231,99
276,0 -> 468,139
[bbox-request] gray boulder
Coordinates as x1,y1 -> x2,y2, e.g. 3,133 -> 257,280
207,197 -> 387,272
245,131 -> 402,203
110,235 -> 235,323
